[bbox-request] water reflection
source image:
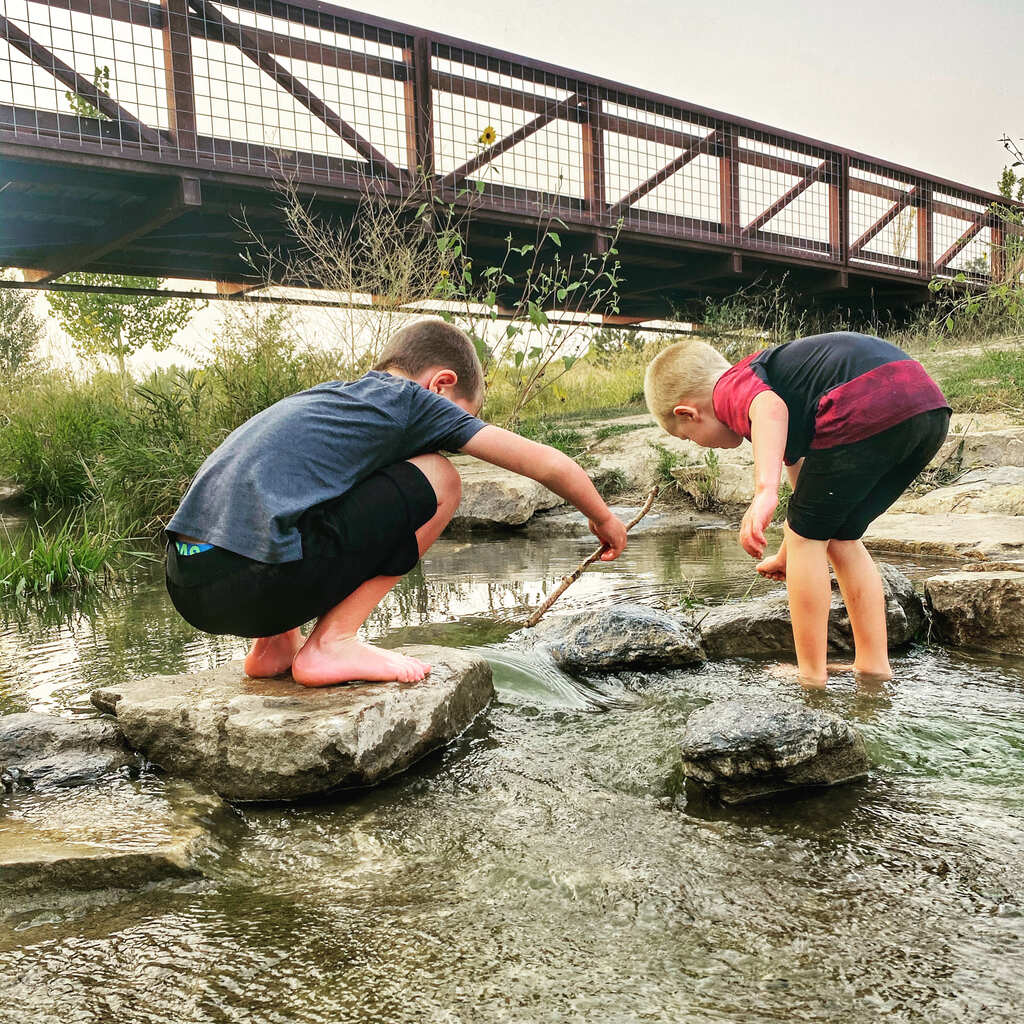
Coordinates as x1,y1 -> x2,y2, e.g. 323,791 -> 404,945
1,528 -> 1021,1023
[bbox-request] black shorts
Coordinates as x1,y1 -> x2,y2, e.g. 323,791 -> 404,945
165,462 -> 437,637
786,408 -> 950,542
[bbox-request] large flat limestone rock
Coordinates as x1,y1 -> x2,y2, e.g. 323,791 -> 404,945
894,467 -> 1024,516
864,513 -> 1024,560
450,457 -> 563,528
91,646 -> 494,802
924,569 -> 1024,655
698,563 -> 924,659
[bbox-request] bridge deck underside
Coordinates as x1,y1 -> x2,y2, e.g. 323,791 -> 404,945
1,0 -> 1021,316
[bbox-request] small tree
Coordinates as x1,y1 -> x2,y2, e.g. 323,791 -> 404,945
0,272 -> 46,383
46,273 -> 200,378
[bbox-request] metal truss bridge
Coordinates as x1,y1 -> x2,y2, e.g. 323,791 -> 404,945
2,0 -> 1022,318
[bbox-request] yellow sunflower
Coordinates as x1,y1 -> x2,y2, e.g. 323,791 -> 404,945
479,125 -> 497,146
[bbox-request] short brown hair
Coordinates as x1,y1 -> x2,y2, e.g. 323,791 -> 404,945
644,339 -> 730,431
373,319 -> 484,402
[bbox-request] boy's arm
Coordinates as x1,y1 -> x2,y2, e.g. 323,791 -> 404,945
740,390 -> 789,558
460,425 -> 627,560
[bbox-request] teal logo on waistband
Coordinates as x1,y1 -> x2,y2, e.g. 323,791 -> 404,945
175,541 -> 213,556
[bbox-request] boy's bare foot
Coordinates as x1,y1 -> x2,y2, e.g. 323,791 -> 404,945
767,661 -> 836,688
245,629 -> 304,678
291,635 -> 432,687
756,550 -> 787,581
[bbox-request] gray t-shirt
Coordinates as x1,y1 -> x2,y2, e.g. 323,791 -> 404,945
167,371 -> 486,563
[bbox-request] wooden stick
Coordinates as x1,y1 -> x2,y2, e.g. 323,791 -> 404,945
524,487 -> 659,628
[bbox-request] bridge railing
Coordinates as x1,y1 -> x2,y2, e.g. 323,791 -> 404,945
2,0 -> 1022,283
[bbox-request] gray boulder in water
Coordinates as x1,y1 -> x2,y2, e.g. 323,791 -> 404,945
698,563 -> 924,659
535,603 -> 705,673
679,697 -> 870,804
91,646 -> 493,802
0,712 -> 140,789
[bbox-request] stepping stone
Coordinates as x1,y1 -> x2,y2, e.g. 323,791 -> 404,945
698,564 -> 924,659
0,712 -> 140,790
92,646 -> 494,802
0,778 -> 230,901
533,602 -> 705,673
679,697 -> 870,804
924,568 -> 1024,655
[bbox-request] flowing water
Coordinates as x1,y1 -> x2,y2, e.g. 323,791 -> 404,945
1,525 -> 1022,1023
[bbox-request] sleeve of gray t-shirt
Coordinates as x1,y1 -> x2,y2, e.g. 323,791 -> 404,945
405,384 -> 487,452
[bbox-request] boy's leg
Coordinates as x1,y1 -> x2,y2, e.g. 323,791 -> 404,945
245,628 -> 305,678
783,523 -> 832,687
290,454 -> 461,687
827,539 -> 891,679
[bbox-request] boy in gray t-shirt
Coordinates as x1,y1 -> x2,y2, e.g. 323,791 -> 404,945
166,319 -> 628,687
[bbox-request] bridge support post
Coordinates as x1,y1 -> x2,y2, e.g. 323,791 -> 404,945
719,127 -> 740,241
990,219 -> 1005,281
405,35 -> 434,186
829,153 -> 849,266
917,186 -> 933,279
581,89 -> 608,255
162,0 -> 198,156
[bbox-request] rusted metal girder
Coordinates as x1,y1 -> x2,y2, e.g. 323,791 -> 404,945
0,13 -> 164,147
185,0 -> 403,181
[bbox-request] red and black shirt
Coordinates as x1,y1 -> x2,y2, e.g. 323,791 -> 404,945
712,332 -> 950,465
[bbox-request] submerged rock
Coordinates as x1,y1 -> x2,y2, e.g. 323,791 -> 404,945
0,778 -> 230,900
698,564 -> 924,659
924,569 -> 1024,655
534,603 -> 705,673
92,646 -> 494,802
0,712 -> 140,789
679,697 -> 870,804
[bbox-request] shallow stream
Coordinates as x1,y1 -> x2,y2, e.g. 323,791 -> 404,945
1,526 -> 1023,1022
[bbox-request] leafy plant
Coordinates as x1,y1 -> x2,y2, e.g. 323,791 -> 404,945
46,273 -> 200,378
0,271 -> 45,384
0,513 -> 119,596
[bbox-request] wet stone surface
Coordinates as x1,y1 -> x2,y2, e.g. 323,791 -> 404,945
698,563 -> 925,659
0,777 -> 233,903
92,646 -> 495,802
0,712 -> 140,790
925,568 -> 1024,655
530,602 -> 705,673
679,696 -> 871,804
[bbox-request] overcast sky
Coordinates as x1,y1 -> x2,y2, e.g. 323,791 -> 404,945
356,0 -> 1022,193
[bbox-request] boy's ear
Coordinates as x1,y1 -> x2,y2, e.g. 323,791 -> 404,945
427,368 -> 458,393
672,403 -> 699,421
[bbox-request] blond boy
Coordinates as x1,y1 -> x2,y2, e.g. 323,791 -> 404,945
645,332 -> 950,686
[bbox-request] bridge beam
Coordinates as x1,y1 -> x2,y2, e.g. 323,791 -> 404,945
19,177 -> 202,283
621,253 -> 743,297
185,0 -> 403,182
0,14 -> 164,148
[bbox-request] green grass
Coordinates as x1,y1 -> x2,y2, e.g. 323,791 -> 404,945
649,442 -> 684,487
0,514 -> 120,596
930,344 -> 1024,414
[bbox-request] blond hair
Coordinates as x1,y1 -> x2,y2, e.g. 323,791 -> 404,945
644,339 -> 731,431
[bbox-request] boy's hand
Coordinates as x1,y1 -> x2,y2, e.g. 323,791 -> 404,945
740,488 -> 778,559
589,513 -> 628,561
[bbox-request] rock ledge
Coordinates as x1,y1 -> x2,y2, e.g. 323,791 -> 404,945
92,646 -> 493,801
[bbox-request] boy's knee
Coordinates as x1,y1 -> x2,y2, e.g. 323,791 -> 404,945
408,453 -> 462,507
